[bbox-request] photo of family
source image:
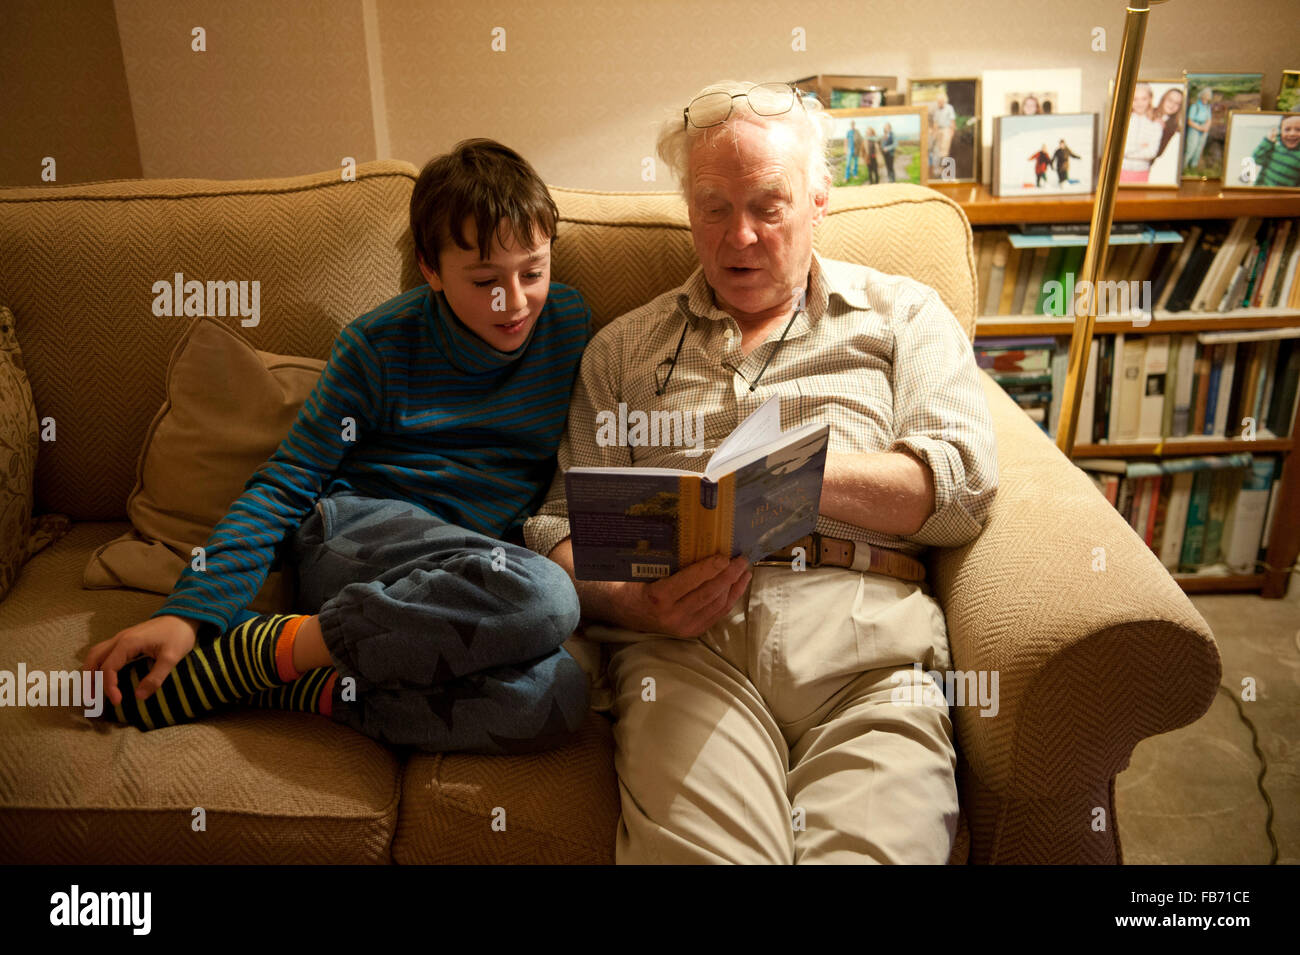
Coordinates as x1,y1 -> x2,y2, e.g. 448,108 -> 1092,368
1118,79 -> 1186,188
992,112 -> 1097,196
825,106 -> 927,186
831,87 -> 887,108
1182,71 -> 1264,180
909,78 -> 980,182
1222,111 -> 1300,190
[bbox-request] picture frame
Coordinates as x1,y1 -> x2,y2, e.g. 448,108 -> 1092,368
1182,71 -> 1264,181
981,69 -> 1083,186
1279,70 -> 1300,113
1222,110 -> 1300,191
824,106 -> 929,186
908,77 -> 981,183
791,74 -> 897,110
1111,77 -> 1187,189
991,112 -> 1098,197
831,87 -> 888,109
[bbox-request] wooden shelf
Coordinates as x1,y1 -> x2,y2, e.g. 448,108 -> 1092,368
1072,437 -> 1293,457
976,309 -> 1300,337
929,180 -> 1300,225
1173,572 -> 1269,594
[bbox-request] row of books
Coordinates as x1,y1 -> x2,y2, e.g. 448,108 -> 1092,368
1078,455 -> 1279,576
975,217 -> 1300,317
974,330 -> 1300,443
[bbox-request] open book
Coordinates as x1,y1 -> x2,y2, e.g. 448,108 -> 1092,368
565,396 -> 830,581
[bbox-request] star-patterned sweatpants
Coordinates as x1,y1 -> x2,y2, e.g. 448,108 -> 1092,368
266,492 -> 588,754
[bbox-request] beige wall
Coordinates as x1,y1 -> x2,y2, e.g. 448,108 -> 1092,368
0,0 -> 141,187
113,0 -> 377,180
4,0 -> 1295,189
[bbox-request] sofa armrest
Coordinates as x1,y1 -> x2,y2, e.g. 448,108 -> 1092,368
929,373 -> 1221,806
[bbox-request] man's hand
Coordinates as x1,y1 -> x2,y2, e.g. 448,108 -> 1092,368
547,539 -> 751,639
83,615 -> 200,707
625,554 -> 752,638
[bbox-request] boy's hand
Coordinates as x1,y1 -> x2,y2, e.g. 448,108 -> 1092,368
625,554 -> 752,638
1266,127 -> 1278,143
83,615 -> 200,706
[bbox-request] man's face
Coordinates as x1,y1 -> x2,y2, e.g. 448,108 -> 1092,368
419,219 -> 551,351
1281,116 -> 1300,149
687,118 -> 827,323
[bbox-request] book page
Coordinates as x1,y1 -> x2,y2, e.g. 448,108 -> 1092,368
708,395 -> 782,478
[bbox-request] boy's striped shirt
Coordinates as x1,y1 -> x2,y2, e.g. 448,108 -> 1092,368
155,283 -> 590,635
1254,136 -> 1300,187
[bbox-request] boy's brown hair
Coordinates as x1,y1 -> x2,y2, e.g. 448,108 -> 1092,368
410,139 -> 559,273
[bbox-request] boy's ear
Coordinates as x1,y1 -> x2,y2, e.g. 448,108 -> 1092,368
417,253 -> 444,292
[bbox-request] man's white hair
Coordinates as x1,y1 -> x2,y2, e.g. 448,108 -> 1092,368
656,80 -> 832,203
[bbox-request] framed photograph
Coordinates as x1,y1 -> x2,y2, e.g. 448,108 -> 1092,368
1279,70 -> 1300,112
991,113 -> 1098,197
831,87 -> 888,109
824,106 -> 928,186
791,74 -> 897,110
981,69 -> 1083,186
908,77 -> 981,183
1182,71 -> 1264,180
1112,78 -> 1187,189
1222,111 -> 1300,190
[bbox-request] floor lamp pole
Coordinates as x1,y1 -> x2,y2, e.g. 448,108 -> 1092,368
1056,0 -> 1168,455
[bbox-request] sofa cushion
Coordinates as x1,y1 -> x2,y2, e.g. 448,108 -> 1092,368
82,316 -> 323,611
0,160 -> 422,521
548,182 -> 975,339
0,522 -> 402,864
392,710 -> 621,864
0,305 -> 37,600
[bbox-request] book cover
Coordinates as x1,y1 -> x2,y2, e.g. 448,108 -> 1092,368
1222,457 -> 1276,574
1179,469 -> 1214,570
1138,335 -> 1169,440
566,396 -> 830,581
1159,471 -> 1194,570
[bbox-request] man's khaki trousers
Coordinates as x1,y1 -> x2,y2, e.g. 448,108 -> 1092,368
586,564 -> 958,864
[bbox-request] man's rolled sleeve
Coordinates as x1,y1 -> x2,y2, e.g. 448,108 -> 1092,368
524,321 -> 634,559
888,285 -> 999,548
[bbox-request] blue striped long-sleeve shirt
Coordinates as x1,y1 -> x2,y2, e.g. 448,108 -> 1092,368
155,282 -> 591,634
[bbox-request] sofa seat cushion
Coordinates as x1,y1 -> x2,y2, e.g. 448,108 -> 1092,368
0,522 -> 401,864
393,710 -> 621,864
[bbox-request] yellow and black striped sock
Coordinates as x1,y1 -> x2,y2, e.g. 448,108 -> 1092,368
107,613 -> 310,730
243,668 -> 339,716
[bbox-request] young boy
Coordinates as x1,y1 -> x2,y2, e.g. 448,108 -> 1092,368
1251,114 -> 1300,188
83,140 -> 592,755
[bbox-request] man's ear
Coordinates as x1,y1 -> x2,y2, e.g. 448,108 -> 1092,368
811,178 -> 831,226
417,253 -> 444,292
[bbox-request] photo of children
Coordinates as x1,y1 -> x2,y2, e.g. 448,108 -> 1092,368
1222,111 -> 1300,190
825,107 -> 927,186
1182,71 -> 1264,180
1006,91 -> 1056,116
992,112 -> 1096,196
1118,79 -> 1185,188
909,78 -> 980,182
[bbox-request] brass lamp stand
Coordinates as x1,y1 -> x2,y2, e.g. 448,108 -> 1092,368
1056,0 -> 1171,455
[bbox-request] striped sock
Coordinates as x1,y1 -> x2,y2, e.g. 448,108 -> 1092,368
106,613 -> 310,731
243,668 -> 339,717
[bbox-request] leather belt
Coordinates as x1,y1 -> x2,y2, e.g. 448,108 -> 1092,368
753,532 -> 926,582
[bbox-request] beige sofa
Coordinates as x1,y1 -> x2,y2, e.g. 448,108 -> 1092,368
0,160 -> 1221,864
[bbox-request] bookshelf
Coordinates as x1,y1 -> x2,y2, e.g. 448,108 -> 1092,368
933,182 -> 1300,599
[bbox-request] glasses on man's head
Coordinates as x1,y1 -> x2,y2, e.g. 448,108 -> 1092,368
682,82 -> 810,130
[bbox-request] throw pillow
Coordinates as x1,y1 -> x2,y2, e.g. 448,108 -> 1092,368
0,306 -> 39,600
83,316 -> 325,614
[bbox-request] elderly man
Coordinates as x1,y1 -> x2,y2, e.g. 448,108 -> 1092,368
524,80 -> 998,864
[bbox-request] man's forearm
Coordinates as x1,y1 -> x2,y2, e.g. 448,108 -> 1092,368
817,448 -> 935,536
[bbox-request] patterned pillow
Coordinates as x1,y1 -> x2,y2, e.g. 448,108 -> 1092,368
0,306 -> 39,600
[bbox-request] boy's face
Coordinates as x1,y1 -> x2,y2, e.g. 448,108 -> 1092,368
419,219 -> 551,352
1281,117 -> 1300,149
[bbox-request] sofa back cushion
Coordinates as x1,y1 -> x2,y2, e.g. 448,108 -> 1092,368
0,160 -> 422,520
548,183 -> 976,337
